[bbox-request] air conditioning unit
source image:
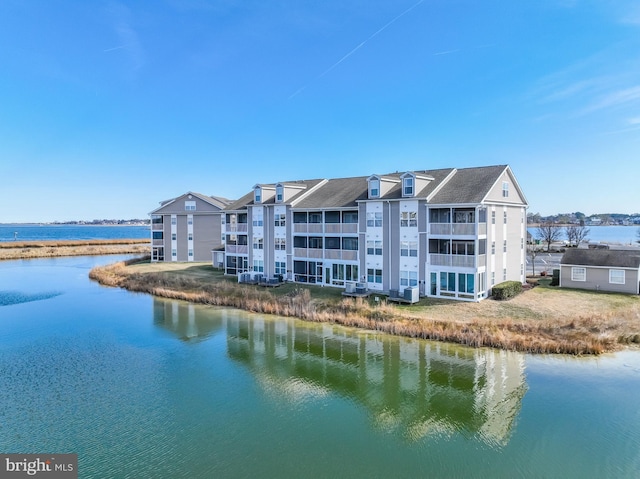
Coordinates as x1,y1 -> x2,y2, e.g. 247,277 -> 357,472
345,283 -> 356,293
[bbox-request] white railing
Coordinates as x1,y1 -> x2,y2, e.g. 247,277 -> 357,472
431,223 -> 480,235
226,224 -> 248,233
429,254 -> 476,268
226,245 -> 248,254
451,223 -> 475,235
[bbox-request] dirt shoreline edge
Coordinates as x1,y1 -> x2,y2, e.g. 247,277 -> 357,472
88,258 -> 640,355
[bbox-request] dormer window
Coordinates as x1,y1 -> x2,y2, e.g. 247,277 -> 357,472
502,182 -> 509,198
369,178 -> 380,198
276,185 -> 284,203
254,187 -> 262,204
403,176 -> 414,197
185,201 -> 196,211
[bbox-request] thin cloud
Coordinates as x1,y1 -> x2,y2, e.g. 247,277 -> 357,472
433,49 -> 459,56
105,2 -> 145,71
288,0 -> 425,100
582,85 -> 640,114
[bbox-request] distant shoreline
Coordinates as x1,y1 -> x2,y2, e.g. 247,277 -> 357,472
0,239 -> 150,260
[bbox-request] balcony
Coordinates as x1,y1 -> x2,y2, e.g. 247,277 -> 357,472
151,223 -> 164,231
430,223 -> 482,236
152,238 -> 164,246
293,223 -> 359,234
226,245 -> 248,254
429,254 -> 485,268
226,224 -> 248,233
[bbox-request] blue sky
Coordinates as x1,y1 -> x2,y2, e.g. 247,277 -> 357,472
1,0 -> 639,223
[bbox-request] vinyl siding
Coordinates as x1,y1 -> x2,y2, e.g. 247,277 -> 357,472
560,265 -> 639,294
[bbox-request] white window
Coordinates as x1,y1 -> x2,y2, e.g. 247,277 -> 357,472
403,177 -> 414,196
172,249 -> 177,257
276,185 -> 284,202
254,188 -> 261,204
253,260 -> 264,272
275,261 -> 286,275
171,233 -> 176,241
366,212 -> 382,227
503,240 -> 507,253
571,267 -> 586,282
188,233 -> 193,241
275,238 -> 286,250
400,270 -> 418,287
400,241 -> 418,257
503,268 -> 507,281
492,211 -> 496,224
502,182 -> 509,197
185,201 -> 196,211
504,211 -> 507,224
188,249 -> 193,257
610,269 -> 625,284
274,213 -> 286,227
491,241 -> 495,254
171,217 -> 177,226
369,179 -> 380,198
367,268 -> 383,284
400,211 -> 417,227
366,240 -> 383,255
187,218 -> 193,226
252,217 -> 263,227
253,237 -> 264,250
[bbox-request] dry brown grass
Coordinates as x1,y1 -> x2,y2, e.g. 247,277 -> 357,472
0,239 -> 150,260
89,260 -> 640,355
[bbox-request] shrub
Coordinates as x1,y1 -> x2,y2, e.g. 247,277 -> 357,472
492,281 -> 523,300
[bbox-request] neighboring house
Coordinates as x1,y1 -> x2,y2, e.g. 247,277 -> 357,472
221,165 -> 528,302
150,192 -> 231,262
560,249 -> 640,294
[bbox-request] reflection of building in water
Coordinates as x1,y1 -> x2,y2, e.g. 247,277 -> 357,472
153,299 -> 228,342
227,317 -> 527,445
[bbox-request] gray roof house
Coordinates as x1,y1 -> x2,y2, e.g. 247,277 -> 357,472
560,249 -> 640,294
150,192 -> 232,262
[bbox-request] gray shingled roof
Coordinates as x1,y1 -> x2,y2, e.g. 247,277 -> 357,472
224,164 -> 513,211
561,249 -> 640,268
382,168 -> 455,200
293,176 -> 369,208
224,179 -> 325,210
429,165 -> 507,204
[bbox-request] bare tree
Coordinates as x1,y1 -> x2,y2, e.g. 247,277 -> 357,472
537,222 -> 562,252
565,225 -> 590,247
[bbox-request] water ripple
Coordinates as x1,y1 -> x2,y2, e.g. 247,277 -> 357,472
0,290 -> 63,307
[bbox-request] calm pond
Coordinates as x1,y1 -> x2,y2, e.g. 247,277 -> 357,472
1,256 -> 639,478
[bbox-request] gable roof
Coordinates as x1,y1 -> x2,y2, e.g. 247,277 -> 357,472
150,191 -> 232,214
224,164 -> 522,211
429,165 -> 508,204
561,249 -> 640,269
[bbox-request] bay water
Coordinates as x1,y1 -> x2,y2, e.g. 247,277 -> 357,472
1,256 -> 639,478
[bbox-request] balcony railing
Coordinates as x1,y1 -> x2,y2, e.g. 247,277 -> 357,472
152,239 -> 164,246
151,223 -> 164,231
293,223 -> 359,234
429,254 -> 485,268
226,224 -> 248,233
294,248 -> 358,261
430,223 -> 481,236
226,245 -> 248,254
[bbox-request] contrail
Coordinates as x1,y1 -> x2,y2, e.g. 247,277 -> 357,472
434,49 -> 459,56
289,0 -> 425,100
103,45 -> 127,53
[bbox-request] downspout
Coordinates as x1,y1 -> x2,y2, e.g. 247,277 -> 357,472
387,200 -> 392,293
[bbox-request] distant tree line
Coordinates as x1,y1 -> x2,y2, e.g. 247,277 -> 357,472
527,212 -> 640,226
